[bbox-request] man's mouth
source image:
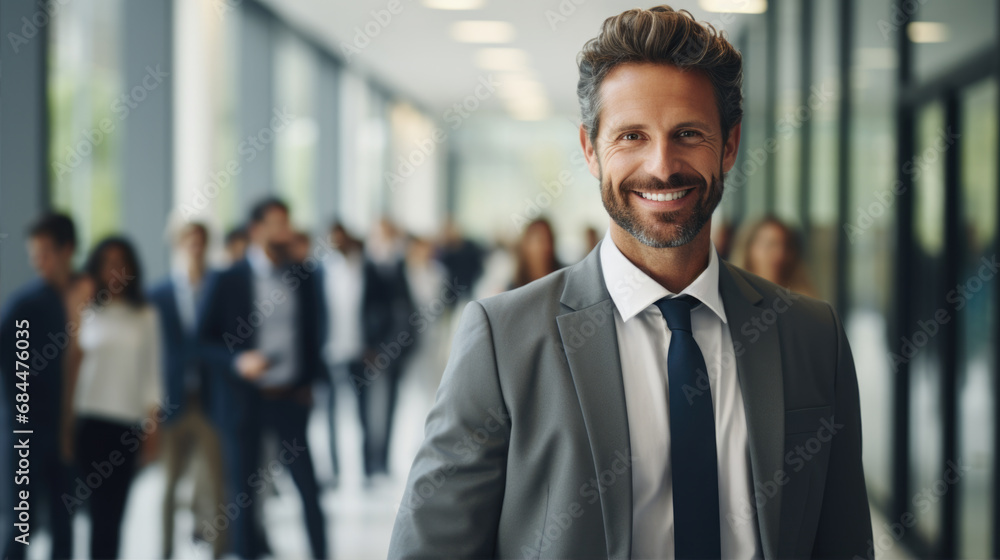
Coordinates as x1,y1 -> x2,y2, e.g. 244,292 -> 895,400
635,188 -> 694,202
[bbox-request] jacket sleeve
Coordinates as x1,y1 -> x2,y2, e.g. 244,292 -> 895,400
197,271 -> 239,375
811,303 -> 873,558
388,300 -> 509,559
0,296 -> 24,410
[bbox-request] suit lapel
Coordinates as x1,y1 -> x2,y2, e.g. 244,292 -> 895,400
719,261 -> 785,559
163,280 -> 182,337
557,242 -> 632,559
234,259 -> 256,347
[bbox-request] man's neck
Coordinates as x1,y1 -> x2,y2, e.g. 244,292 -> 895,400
609,221 -> 712,294
252,242 -> 278,265
187,261 -> 205,285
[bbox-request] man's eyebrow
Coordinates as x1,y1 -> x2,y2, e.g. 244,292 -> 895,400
604,120 -> 718,136
605,122 -> 649,135
675,120 -> 715,130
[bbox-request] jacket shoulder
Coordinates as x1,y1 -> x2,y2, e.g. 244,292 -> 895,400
207,262 -> 246,288
147,278 -> 173,300
475,268 -> 570,323
724,262 -> 838,330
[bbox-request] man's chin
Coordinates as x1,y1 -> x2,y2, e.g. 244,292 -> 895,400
619,214 -> 708,248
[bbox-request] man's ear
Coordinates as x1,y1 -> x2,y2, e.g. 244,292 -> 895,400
579,125 -> 601,180
722,122 -> 742,173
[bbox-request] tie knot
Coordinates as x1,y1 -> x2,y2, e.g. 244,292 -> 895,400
654,295 -> 699,332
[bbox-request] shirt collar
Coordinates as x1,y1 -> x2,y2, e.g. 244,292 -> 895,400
599,228 -> 728,324
246,244 -> 276,279
170,261 -> 202,292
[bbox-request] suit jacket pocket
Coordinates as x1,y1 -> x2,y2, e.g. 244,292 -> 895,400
784,405 -> 833,436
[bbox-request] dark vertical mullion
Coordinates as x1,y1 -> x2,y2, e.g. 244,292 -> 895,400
798,0 -> 813,247
940,91 -> 961,560
891,0 -> 915,529
764,0 -> 778,214
834,0 -> 851,322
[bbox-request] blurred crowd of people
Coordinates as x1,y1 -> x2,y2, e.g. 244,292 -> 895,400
0,199 -> 812,560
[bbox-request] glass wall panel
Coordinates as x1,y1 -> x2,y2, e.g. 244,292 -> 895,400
957,78 -> 997,560
173,0 -> 240,246
909,100 -> 946,545
806,0 -> 840,303
274,29 -> 319,230
773,0 -> 801,226
847,0 -> 897,507
387,101 -> 444,236
731,15 -> 768,223
48,0 -> 125,253
338,71 -> 388,237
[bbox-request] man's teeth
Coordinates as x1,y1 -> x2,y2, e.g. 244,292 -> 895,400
639,189 -> 691,202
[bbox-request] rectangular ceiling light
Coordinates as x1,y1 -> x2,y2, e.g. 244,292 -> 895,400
907,22 -> 949,43
421,0 -> 485,9
698,0 -> 767,14
451,20 -> 516,43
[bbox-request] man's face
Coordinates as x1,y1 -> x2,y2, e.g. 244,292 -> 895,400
251,207 -> 293,257
331,227 -> 349,252
27,235 -> 73,283
178,227 -> 207,263
581,62 -> 740,248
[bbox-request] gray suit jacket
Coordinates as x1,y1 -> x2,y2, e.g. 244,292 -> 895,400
389,241 -> 872,559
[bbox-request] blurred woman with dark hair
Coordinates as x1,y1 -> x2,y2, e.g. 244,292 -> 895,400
731,216 -> 816,297
66,236 -> 162,559
510,218 -> 562,290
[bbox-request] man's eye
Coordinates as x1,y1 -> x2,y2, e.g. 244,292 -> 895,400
678,130 -> 701,138
622,133 -> 641,141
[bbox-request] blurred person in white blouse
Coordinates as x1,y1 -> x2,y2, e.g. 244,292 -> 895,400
65,236 -> 163,560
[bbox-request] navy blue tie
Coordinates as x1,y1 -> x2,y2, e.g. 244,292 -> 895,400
654,295 -> 721,560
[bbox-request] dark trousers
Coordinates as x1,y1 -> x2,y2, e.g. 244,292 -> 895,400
223,390 -> 327,559
326,363 -> 346,480
75,417 -> 139,560
345,359 -> 403,476
3,436 -> 72,560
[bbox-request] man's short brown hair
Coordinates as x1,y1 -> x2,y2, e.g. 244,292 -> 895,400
577,5 -> 743,145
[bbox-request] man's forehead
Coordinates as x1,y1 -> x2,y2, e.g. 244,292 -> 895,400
598,65 -> 720,131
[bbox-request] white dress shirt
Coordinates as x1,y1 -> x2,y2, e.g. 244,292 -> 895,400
246,244 -> 299,388
599,231 -> 760,560
75,301 -> 163,424
322,249 -> 365,366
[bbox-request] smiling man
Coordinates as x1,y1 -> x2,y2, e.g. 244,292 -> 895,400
389,6 -> 871,559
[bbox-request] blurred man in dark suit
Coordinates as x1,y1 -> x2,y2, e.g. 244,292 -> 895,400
199,198 -> 328,559
358,220 -> 417,481
0,214 -> 77,560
